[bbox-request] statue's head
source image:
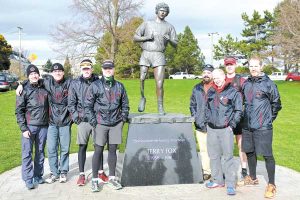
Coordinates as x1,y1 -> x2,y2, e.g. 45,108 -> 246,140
155,2 -> 170,16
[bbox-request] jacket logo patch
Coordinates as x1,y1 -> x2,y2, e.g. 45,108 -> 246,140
256,90 -> 262,97
220,96 -> 229,105
37,93 -> 47,104
55,92 -> 62,101
63,89 -> 68,97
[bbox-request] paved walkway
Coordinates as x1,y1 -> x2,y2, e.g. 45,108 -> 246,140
0,152 -> 299,200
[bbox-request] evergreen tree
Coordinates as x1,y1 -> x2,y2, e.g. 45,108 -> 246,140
165,43 -> 177,76
0,34 -> 12,71
114,17 -> 143,78
63,56 -> 72,78
213,34 -> 241,60
172,26 -> 205,74
239,10 -> 275,58
43,59 -> 52,73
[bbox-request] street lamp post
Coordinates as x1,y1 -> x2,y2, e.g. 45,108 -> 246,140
17,26 -> 23,77
208,32 -> 219,65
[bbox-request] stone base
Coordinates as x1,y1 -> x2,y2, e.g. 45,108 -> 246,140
121,113 -> 203,186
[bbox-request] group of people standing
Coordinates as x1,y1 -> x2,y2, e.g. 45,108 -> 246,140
14,2 -> 282,198
190,56 -> 282,198
15,55 -> 281,198
15,59 -> 129,192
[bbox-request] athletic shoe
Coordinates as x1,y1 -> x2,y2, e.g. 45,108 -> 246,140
33,176 -> 44,184
108,178 -> 123,190
98,172 -> 109,183
25,182 -> 34,190
264,184 -> 276,199
45,174 -> 59,184
77,174 -> 86,186
227,187 -> 236,195
59,173 -> 67,183
243,175 -> 259,186
205,181 -> 225,188
91,179 -> 104,192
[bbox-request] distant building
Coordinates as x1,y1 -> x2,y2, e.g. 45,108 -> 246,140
9,51 -> 31,76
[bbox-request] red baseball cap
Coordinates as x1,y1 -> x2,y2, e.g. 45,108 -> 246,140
224,57 -> 237,66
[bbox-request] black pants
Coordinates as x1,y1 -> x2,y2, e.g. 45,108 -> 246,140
92,144 -> 118,178
246,152 -> 275,185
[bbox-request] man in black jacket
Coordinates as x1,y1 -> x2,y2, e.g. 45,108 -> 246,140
85,60 -> 129,192
241,56 -> 282,199
16,65 -> 49,189
41,63 -> 73,184
205,69 -> 243,196
68,59 -> 107,186
190,64 -> 214,180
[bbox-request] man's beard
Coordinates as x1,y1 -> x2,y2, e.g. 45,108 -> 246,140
202,77 -> 212,84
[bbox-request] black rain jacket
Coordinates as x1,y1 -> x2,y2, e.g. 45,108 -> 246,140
85,77 -> 129,127
190,82 -> 208,132
68,74 -> 99,124
206,83 -> 243,129
16,81 -> 49,132
242,74 -> 282,131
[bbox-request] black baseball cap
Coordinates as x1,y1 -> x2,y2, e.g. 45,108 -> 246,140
102,60 -> 114,69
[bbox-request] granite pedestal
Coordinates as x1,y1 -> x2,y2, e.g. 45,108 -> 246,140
121,113 -> 203,186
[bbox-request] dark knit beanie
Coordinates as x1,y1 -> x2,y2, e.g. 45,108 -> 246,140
26,64 -> 40,77
51,63 -> 64,72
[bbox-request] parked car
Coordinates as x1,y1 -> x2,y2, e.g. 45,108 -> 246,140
194,75 -> 203,79
285,72 -> 300,81
0,73 -> 19,91
169,72 -> 195,79
269,72 -> 287,81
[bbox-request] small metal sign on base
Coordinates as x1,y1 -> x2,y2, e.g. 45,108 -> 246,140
121,113 -> 203,186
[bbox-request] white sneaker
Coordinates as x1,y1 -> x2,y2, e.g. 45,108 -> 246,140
59,173 -> 67,183
45,174 -> 59,184
108,178 -> 122,190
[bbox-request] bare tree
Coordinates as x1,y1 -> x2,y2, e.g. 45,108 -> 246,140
272,0 -> 300,71
50,0 -> 143,61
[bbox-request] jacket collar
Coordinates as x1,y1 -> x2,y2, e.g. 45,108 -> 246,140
80,74 -> 98,83
212,81 -> 231,93
248,73 -> 267,82
101,76 -> 115,87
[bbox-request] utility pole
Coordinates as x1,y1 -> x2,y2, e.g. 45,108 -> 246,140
208,32 -> 218,65
17,26 -> 23,77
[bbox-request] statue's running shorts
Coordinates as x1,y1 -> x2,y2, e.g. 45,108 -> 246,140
139,51 -> 166,67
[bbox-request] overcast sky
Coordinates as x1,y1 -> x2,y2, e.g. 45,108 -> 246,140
1,0 -> 282,65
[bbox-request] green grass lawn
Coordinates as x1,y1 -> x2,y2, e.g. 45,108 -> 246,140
0,80 -> 299,174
